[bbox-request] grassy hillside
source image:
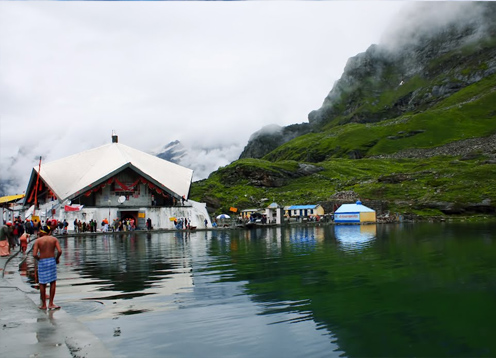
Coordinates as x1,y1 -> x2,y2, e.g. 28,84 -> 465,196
190,73 -> 496,218
190,156 -> 496,218
190,13 -> 496,219
265,74 -> 496,162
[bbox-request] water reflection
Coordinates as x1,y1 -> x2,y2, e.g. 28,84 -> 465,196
27,223 -> 496,358
288,227 -> 317,254
334,224 -> 376,252
67,232 -> 192,296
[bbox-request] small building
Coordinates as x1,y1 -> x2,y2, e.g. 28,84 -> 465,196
265,202 -> 283,225
286,204 -> 324,219
240,209 -> 262,221
334,201 -> 376,223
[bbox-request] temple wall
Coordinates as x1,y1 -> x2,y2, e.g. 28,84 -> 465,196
95,184 -> 152,207
56,199 -> 212,232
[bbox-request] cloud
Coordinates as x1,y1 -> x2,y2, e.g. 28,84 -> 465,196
381,2 -> 489,51
0,1 -> 406,194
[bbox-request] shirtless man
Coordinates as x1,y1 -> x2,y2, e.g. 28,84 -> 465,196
33,226 -> 62,310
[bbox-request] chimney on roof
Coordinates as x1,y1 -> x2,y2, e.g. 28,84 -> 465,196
112,130 -> 118,143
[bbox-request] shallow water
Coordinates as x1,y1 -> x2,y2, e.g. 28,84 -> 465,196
24,223 -> 496,358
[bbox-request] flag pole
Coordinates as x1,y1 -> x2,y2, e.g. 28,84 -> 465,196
33,156 -> 42,216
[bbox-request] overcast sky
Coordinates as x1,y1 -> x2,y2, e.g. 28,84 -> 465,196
0,1 -> 407,194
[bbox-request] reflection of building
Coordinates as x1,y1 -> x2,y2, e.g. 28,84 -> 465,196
289,227 -> 317,250
23,135 -> 210,230
55,234 -> 195,319
334,201 -> 376,223
335,224 -> 377,250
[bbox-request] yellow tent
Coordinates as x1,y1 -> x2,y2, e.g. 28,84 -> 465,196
0,194 -> 25,205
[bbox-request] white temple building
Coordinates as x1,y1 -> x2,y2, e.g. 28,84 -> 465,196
23,134 -> 211,231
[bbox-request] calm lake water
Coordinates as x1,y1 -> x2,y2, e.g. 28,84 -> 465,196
24,222 -> 496,358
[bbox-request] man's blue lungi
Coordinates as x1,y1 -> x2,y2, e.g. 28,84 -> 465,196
38,257 -> 57,284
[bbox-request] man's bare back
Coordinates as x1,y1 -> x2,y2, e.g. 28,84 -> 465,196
33,235 -> 62,262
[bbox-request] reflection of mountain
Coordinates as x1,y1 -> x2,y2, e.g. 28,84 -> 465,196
206,225 -> 496,357
34,225 -> 496,357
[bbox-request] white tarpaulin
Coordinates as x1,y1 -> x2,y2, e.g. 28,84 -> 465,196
28,142 -> 193,202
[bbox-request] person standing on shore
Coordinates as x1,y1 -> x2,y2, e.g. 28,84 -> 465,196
19,232 -> 30,253
33,225 -> 62,310
8,221 -> 17,251
0,222 -> 14,256
63,219 -> 68,234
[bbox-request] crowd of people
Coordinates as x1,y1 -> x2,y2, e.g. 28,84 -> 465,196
0,217 -> 45,256
174,217 -> 194,230
112,218 -> 137,232
1,214 -> 204,251
0,217 -> 76,257
72,219 -> 100,233
71,218 -> 135,233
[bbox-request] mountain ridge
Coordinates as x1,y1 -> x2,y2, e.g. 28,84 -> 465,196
190,2 -> 496,218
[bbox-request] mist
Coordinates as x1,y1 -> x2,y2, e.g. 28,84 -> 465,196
381,2 -> 491,51
1,1 -> 410,195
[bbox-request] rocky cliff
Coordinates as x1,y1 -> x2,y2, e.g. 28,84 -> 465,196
239,123 -> 311,159
309,2 -> 496,129
191,2 -> 496,217
240,2 -> 496,161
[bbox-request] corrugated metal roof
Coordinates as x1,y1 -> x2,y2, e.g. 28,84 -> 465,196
32,142 -> 193,202
288,205 -> 319,210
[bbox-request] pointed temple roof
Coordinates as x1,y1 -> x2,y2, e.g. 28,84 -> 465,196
25,142 -> 193,203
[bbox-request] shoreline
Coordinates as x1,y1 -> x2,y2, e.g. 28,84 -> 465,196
0,249 -> 113,358
49,214 -> 496,239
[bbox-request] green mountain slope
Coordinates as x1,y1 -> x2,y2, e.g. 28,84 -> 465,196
266,73 -> 496,162
191,2 -> 496,219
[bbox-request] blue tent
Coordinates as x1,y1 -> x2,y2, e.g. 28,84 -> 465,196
334,201 -> 376,223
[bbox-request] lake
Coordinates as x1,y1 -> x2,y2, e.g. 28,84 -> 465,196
23,222 -> 496,358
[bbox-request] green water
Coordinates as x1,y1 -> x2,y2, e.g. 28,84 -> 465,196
34,222 -> 496,358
